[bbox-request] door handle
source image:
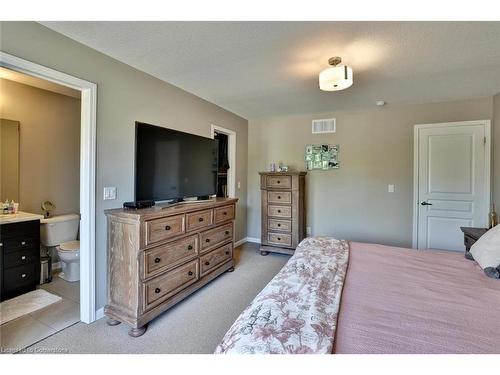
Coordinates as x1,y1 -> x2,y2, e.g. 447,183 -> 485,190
420,201 -> 433,206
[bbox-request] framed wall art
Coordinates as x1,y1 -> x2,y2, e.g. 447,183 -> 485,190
305,144 -> 339,170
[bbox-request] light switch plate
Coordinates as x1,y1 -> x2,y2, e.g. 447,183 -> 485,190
104,186 -> 117,200
388,184 -> 395,193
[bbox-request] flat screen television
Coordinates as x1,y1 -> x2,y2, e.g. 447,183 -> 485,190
135,122 -> 218,202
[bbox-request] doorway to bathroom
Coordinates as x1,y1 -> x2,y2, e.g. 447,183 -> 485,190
0,52 -> 97,352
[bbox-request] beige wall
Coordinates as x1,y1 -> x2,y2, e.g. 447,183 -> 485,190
248,97 -> 494,247
0,78 -> 81,215
494,93 -> 500,208
0,22 -> 249,309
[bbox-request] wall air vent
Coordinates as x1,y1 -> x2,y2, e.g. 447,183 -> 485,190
312,118 -> 336,134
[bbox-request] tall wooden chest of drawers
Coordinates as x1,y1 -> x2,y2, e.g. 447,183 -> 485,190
259,172 -> 306,256
104,198 -> 237,337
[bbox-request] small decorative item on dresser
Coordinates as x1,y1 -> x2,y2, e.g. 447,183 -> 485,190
489,204 -> 498,228
259,171 -> 306,256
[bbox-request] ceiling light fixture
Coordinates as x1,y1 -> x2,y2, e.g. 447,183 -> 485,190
319,57 -> 353,91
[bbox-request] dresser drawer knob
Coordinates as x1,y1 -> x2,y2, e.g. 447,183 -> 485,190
278,196 -> 281,199
21,255 -> 26,260
0,242 -> 3,247
277,237 -> 281,241
225,251 -> 230,255
277,180 -> 281,184
165,225 -> 171,231
205,238 -> 210,243
154,257 -> 161,263
188,245 -> 193,250
188,271 -> 194,276
223,211 -> 227,215
225,231 -> 230,235
21,273 -> 26,278
21,241 -> 26,246
155,288 -> 161,294
277,210 -> 281,213
277,223 -> 281,227
205,261 -> 210,266
198,217 -> 204,222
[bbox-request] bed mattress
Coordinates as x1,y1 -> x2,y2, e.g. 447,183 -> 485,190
334,242 -> 500,354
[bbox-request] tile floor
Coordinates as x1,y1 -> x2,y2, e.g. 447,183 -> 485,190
0,274 -> 80,353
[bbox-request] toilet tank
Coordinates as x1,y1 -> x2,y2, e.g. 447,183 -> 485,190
40,213 -> 80,247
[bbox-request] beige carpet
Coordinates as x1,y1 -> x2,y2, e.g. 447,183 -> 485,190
1,289 -> 62,325
27,242 -> 290,353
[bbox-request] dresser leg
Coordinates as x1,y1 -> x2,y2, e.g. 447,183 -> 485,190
106,318 -> 121,326
260,251 -> 269,256
227,266 -> 235,272
464,251 -> 474,261
129,325 -> 147,337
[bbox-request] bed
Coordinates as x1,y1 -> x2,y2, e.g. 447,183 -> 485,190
216,238 -> 500,354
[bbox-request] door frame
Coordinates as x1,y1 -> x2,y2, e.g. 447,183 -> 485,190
0,51 -> 98,323
412,120 -> 491,249
210,124 -> 236,198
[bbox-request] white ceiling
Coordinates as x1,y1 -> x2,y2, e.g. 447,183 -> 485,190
41,22 -> 500,119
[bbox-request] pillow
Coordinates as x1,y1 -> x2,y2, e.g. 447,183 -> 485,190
470,224 -> 500,278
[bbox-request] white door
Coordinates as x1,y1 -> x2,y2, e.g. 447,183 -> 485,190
414,121 -> 490,251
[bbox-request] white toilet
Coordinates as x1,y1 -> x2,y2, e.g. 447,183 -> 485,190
40,213 -> 80,282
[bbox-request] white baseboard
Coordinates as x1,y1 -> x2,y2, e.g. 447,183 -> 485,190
246,237 -> 261,244
234,237 -> 261,247
95,307 -> 105,320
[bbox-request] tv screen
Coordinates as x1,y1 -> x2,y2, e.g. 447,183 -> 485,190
135,122 -> 218,202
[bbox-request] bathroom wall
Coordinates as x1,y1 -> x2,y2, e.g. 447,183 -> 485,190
0,78 -> 81,216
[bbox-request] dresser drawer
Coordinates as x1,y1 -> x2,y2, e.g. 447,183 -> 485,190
4,262 -> 38,288
143,259 -> 199,311
268,191 -> 291,204
186,209 -> 213,231
266,175 -> 292,189
145,215 -> 185,246
268,219 -> 292,232
268,205 -> 292,218
268,233 -> 292,247
0,220 -> 39,239
200,243 -> 232,276
214,205 -> 235,224
4,248 -> 39,269
3,236 -> 38,254
143,234 -> 198,279
200,223 -> 233,252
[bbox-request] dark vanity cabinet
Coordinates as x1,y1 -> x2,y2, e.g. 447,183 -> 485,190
0,220 -> 40,301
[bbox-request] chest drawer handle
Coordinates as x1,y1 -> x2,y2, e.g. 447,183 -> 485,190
165,225 -> 171,231
277,180 -> 281,184
205,261 -> 210,266
0,242 -> 3,247
198,217 -> 204,222
277,210 -> 281,213
277,223 -> 281,227
205,238 -> 210,243
21,273 -> 26,278
188,271 -> 194,276
278,196 -> 281,199
223,211 -> 227,215
155,288 -> 161,294
154,257 -> 161,263
21,241 -> 26,246
225,251 -> 230,255
225,230 -> 230,235
277,237 -> 281,241
21,255 -> 26,260
188,245 -> 193,250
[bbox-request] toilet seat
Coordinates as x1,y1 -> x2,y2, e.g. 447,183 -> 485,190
59,240 -> 80,252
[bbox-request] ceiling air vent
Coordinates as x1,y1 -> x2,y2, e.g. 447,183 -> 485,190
312,118 -> 336,134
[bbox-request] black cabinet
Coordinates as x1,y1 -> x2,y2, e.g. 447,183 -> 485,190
0,220 -> 40,301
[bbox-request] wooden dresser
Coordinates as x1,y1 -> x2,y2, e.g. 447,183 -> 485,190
259,172 -> 306,256
104,198 -> 237,337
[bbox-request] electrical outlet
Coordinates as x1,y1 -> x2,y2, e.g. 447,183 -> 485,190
388,184 -> 395,193
306,226 -> 312,235
104,186 -> 117,200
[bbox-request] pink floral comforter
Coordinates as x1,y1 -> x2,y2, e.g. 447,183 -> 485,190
215,237 -> 349,354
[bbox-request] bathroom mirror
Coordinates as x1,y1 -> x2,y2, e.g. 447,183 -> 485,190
0,118 -> 20,203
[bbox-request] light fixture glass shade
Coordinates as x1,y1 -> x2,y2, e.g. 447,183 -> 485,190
319,65 -> 353,91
